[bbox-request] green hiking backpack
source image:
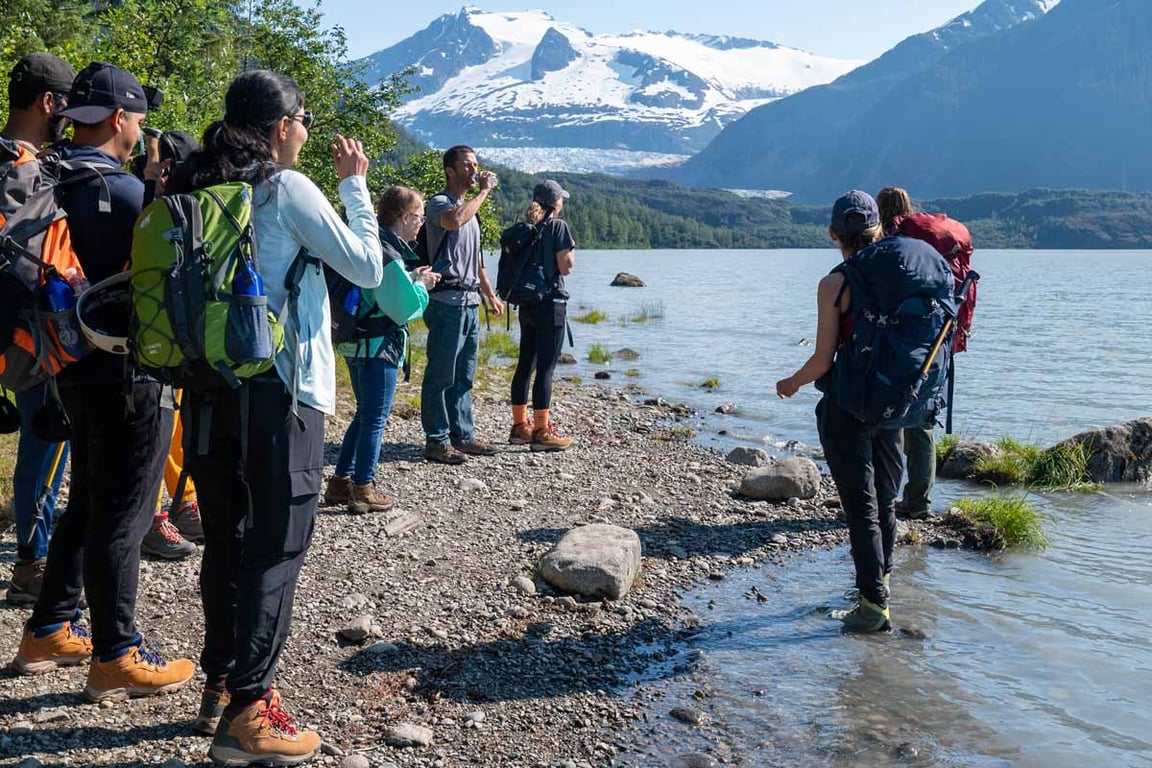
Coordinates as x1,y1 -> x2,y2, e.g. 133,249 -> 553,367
130,182 -> 285,389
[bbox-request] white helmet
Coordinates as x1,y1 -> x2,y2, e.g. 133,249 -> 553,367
76,272 -> 132,355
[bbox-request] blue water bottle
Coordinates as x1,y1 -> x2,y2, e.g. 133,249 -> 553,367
232,260 -> 264,296
343,286 -> 361,316
43,273 -> 76,311
43,272 -> 88,359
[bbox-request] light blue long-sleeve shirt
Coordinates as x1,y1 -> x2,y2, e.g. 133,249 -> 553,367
252,170 -> 383,415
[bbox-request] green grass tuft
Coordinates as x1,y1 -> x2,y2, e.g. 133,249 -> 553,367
625,368 -> 643,378
948,495 -> 1047,550
1027,440 -> 1100,490
936,433 -> 959,464
700,375 -> 720,389
629,301 -> 666,323
587,343 -> 612,364
573,309 -> 608,324
481,330 -> 520,359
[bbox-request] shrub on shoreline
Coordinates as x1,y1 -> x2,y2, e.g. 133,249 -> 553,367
973,435 -> 1099,490
588,343 -> 612,364
945,495 -> 1047,550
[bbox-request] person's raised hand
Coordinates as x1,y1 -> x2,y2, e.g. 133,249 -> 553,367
332,134 -> 368,179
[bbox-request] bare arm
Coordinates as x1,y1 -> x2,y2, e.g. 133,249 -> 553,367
776,272 -> 846,398
555,247 -> 575,276
438,174 -> 495,230
478,263 -> 503,315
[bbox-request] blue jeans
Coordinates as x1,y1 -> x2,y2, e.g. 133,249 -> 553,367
421,301 -> 478,445
335,357 -> 398,485
13,385 -> 70,562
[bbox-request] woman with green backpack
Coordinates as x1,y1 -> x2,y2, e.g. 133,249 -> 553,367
166,70 -> 384,766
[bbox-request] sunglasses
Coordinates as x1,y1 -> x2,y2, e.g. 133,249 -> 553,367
289,110 -> 314,130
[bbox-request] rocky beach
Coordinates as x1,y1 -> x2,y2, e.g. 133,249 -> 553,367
1,378 -> 978,768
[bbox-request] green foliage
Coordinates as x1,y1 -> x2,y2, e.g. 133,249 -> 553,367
573,309 -> 608,324
624,367 -> 642,378
936,433 -> 959,464
700,375 -> 720,389
480,330 -> 519,359
975,436 -> 1044,485
665,426 -> 697,440
1027,441 -> 1100,490
587,343 -> 612,364
948,495 -> 1047,550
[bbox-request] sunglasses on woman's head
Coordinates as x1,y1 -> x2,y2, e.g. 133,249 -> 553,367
289,110 -> 313,130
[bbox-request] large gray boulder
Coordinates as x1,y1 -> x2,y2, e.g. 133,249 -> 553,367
1056,418 -> 1152,484
726,447 -> 771,467
938,440 -> 1001,480
739,457 -> 820,500
610,272 -> 645,287
539,524 -> 642,600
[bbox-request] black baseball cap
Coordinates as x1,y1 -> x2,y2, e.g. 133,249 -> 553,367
8,53 -> 76,101
58,62 -> 149,125
830,190 -> 880,234
533,179 -> 570,207
158,130 -> 199,164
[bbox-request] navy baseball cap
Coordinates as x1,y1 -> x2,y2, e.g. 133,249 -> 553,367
8,53 -> 76,101
830,190 -> 880,234
58,62 -> 149,125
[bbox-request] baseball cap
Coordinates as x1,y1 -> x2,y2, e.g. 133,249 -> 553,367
58,62 -> 149,125
8,53 -> 76,101
830,190 -> 880,234
533,179 -> 570,207
158,130 -> 199,164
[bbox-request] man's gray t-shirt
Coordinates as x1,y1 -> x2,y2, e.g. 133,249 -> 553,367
426,191 -> 481,306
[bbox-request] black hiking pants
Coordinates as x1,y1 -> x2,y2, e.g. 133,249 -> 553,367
30,380 -> 169,658
817,396 -> 903,606
511,298 -> 566,410
182,375 -> 324,709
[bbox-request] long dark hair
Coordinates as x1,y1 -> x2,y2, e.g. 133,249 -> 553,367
169,70 -> 303,192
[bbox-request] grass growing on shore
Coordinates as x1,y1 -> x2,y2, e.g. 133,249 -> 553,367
936,433 -> 959,464
481,330 -> 519,359
700,375 -> 720,389
587,343 -> 612,364
946,495 -> 1047,550
573,309 -> 608,324
974,435 -> 1099,490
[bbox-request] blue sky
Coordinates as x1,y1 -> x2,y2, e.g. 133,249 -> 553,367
319,0 -> 982,60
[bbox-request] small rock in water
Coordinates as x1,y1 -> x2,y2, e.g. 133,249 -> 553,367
770,533 -> 788,545
594,371 -> 611,380
669,707 -> 707,726
895,742 -> 921,759
715,402 -> 737,415
558,353 -> 577,364
672,754 -> 719,768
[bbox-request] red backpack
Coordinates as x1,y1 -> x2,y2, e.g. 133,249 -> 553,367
896,212 -> 975,353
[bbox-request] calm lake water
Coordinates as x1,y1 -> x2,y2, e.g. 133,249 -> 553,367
544,249 -> 1152,766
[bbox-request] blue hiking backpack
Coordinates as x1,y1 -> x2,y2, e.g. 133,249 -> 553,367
822,235 -> 957,429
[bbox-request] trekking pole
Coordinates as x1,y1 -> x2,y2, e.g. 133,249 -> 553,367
945,269 -> 979,434
908,271 -> 980,404
23,441 -> 68,549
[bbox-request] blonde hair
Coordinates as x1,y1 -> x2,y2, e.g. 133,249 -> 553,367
377,185 -> 423,226
524,201 -> 547,225
877,186 -> 914,235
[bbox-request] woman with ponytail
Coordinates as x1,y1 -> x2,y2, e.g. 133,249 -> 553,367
508,179 -> 575,452
171,70 -> 383,765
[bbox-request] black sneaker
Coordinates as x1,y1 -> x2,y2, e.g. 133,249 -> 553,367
141,518 -> 197,559
894,499 -> 931,520
425,440 -> 466,465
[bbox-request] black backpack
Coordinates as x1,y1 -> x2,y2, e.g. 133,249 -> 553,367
324,264 -> 395,345
819,236 -> 957,429
496,221 -> 550,305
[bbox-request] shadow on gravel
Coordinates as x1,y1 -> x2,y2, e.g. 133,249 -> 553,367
0,721 -> 206,760
339,617 -> 688,703
321,440 -> 426,465
517,516 -> 842,560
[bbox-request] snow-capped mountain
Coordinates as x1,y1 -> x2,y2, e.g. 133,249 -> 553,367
360,7 -> 864,168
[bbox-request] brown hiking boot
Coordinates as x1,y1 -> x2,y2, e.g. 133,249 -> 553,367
425,440 -> 466,465
348,483 -> 395,515
192,686 -> 231,736
12,621 -> 93,675
209,689 -> 321,766
6,558 -> 46,606
84,642 -> 195,702
531,423 -> 572,452
509,421 -> 533,444
323,475 -> 353,506
452,438 -> 497,456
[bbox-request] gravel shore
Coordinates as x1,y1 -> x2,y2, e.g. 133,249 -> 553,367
0,379 -> 939,767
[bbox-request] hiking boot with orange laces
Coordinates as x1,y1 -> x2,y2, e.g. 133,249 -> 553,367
142,517 -> 197,560
209,689 -> 321,766
11,621 -> 93,675
509,421 -> 533,444
348,483 -> 395,515
171,499 -> 205,543
323,475 -> 352,506
193,685 -> 232,736
84,641 -> 195,702
531,423 -> 572,452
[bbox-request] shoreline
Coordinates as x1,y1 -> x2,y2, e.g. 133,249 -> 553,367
0,379 -> 944,767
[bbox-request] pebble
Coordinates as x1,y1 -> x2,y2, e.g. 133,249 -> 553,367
159,761 -> 187,768
341,593 -> 370,610
340,755 -> 370,768
670,707 -> 707,726
770,533 -> 789,545
384,723 -> 434,748
337,615 -> 373,643
672,753 -> 719,768
512,576 -> 536,595
457,477 -> 488,493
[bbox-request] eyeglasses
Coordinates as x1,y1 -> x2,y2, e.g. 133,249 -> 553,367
406,211 -> 426,222
288,110 -> 313,130
51,93 -> 69,109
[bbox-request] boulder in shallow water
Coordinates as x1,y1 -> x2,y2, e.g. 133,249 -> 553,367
937,440 -> 1001,480
739,457 -> 820,500
610,272 -> 645,287
540,524 -> 642,600
558,352 -> 577,364
726,446 -> 770,467
1055,418 -> 1152,484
